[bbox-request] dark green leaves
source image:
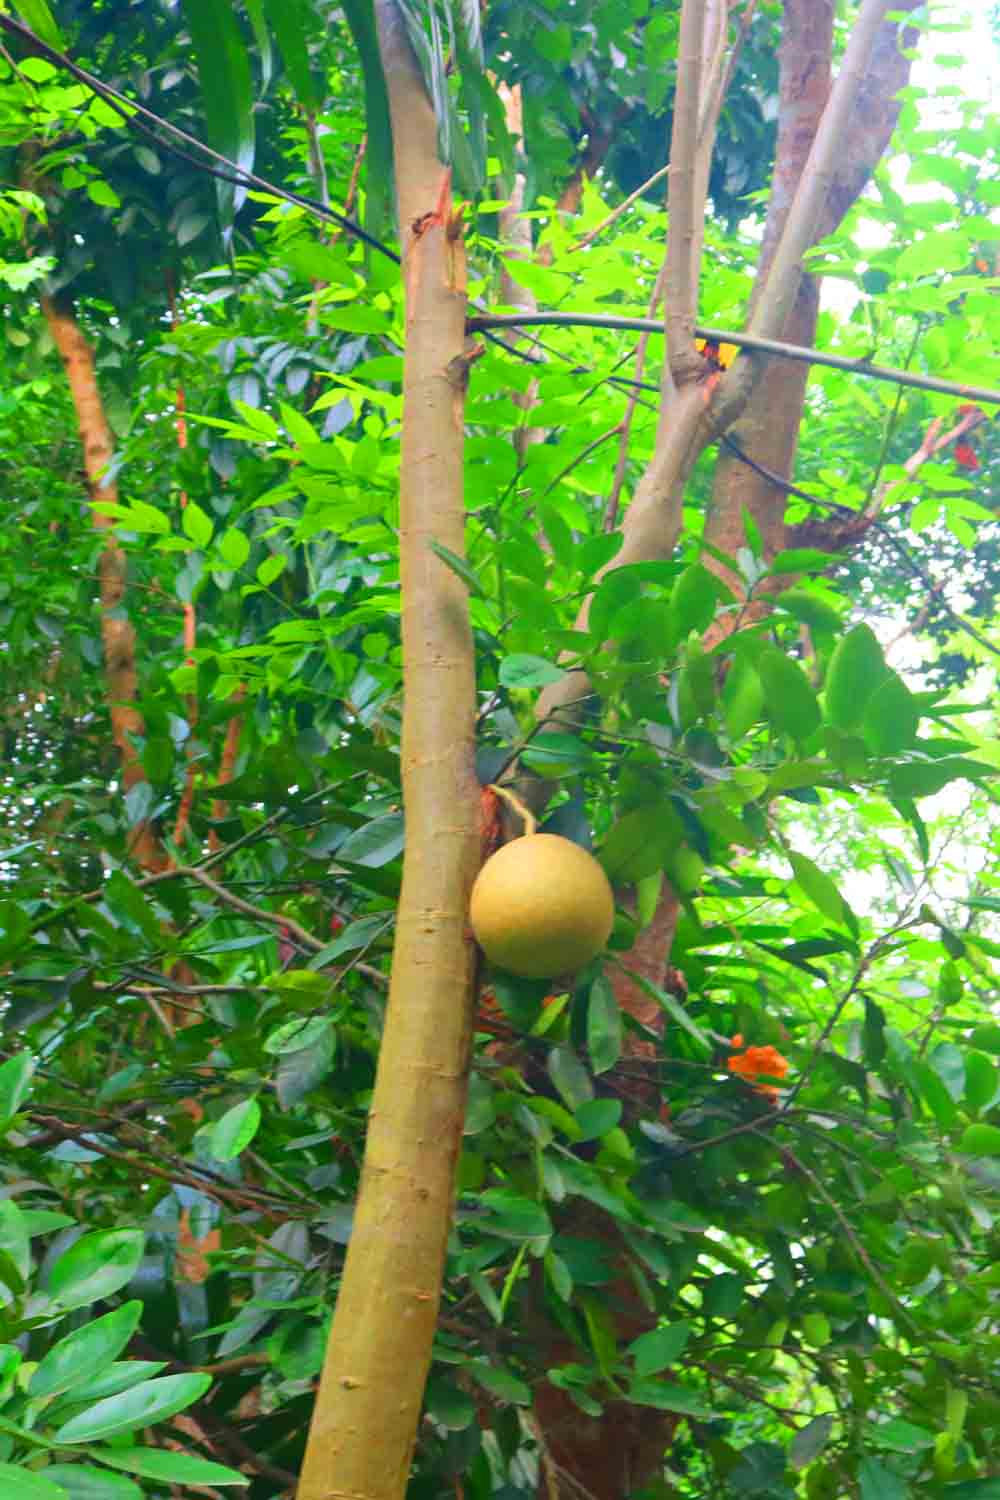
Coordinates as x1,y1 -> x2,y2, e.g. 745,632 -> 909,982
586,976 -> 622,1075
180,0 -> 255,225
858,1456 -> 908,1500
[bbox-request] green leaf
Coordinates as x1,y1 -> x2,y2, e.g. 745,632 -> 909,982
916,1063 -> 956,1128
889,757 -> 991,800
626,973 -> 712,1052
547,1046 -> 594,1111
0,1201 -> 30,1283
870,1418 -> 935,1452
209,1097 -> 261,1161
261,0 -> 317,106
336,813 -> 405,866
825,624 -> 887,729
586,976 -> 622,1076
180,0 -> 255,227
790,1413 -> 834,1469
863,998 -> 886,1067
598,805 -> 683,882
36,1468 -> 142,1500
477,1191 -> 551,1242
53,1373 -> 212,1443
756,647 -> 820,741
769,548 -> 840,573
79,1362 -> 168,1402
264,1016 -> 336,1055
217,527 -> 251,568
668,563 -> 718,644
47,1229 -> 145,1311
0,1051 -> 35,1132
776,587 -> 843,634
92,1448 -> 249,1487
628,1321 -> 692,1377
12,0 -> 64,50
929,1042 -> 965,1101
721,650 -> 764,740
499,654 -> 565,689
858,1456 -> 909,1500
788,851 -> 848,927
338,0 -> 394,242
574,1099 -> 622,1142
30,1302 -> 143,1399
468,1360 -> 531,1406
863,671 -> 920,755
181,501 -> 213,548
625,1379 -> 713,1416
428,540 -> 486,598
103,871 -> 163,944
98,500 -> 170,535
424,1377 -> 476,1429
958,1124 -> 1000,1157
521,734 -> 594,777
0,1468 -> 68,1500
964,1052 -> 999,1114
545,1250 -> 573,1301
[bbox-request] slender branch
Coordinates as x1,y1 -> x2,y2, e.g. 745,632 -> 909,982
571,164 -> 669,253
184,867 -> 324,950
761,1136 -> 926,1339
747,0 -> 895,343
663,0 -> 706,367
466,314 -> 1000,407
604,264 -> 668,530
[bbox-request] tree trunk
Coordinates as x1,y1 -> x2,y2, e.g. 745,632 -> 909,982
296,7 -> 480,1499
41,295 -> 164,873
704,0 -> 922,605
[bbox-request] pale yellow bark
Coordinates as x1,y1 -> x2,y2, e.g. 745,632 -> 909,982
295,6 -> 479,1499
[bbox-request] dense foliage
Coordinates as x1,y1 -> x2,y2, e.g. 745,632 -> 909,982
1,1 -> 999,1498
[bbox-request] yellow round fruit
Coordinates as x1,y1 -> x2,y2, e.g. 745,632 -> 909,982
469,833 -> 615,979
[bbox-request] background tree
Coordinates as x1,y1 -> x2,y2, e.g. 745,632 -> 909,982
0,2 -> 999,1499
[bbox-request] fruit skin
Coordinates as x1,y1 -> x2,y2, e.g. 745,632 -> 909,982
469,834 -> 615,980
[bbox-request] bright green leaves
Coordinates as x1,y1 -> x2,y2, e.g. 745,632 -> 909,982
207,1097 -> 262,1161
863,672 -> 919,755
46,1230 -> 144,1312
667,562 -> 719,646
722,649 -> 764,739
756,647 -> 821,743
0,1052 -> 35,1137
957,1124 -> 1000,1157
787,851 -> 855,932
53,1373 -> 213,1443
30,1302 -> 143,1399
94,1448 -> 249,1487
824,624 -> 887,730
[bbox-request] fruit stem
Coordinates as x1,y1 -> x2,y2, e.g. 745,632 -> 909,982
487,784 -> 537,837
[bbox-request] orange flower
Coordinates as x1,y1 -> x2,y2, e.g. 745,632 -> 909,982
727,1039 -> 790,1098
